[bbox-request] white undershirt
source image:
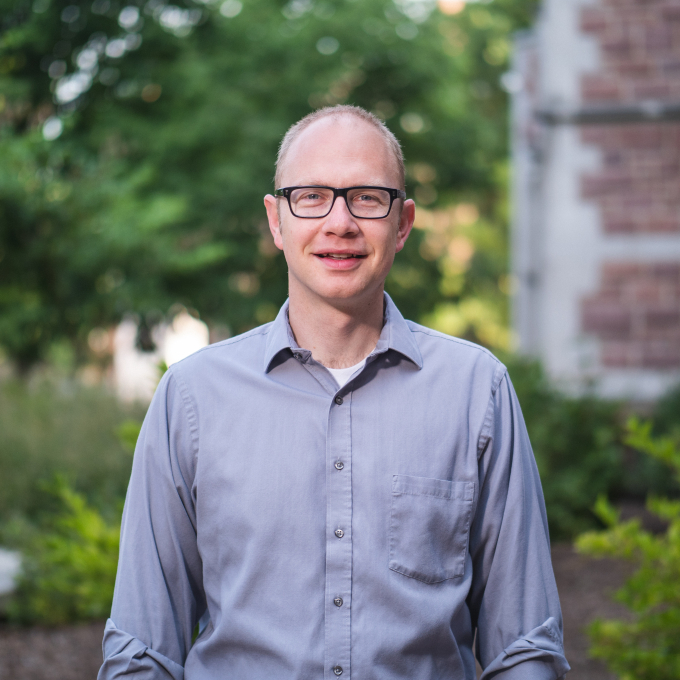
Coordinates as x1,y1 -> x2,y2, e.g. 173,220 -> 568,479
326,357 -> 368,388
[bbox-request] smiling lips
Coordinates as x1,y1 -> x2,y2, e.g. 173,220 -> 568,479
315,251 -> 366,259
314,252 -> 367,268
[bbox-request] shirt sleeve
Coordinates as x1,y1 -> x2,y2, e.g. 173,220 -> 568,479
467,370 -> 570,680
98,368 -> 205,680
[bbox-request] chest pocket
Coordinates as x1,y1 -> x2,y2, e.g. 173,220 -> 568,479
388,475 -> 475,584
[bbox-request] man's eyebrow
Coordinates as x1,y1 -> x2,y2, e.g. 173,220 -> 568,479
285,180 -> 393,187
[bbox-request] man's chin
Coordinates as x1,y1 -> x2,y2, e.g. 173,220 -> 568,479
314,283 -> 383,307
289,270 -> 384,307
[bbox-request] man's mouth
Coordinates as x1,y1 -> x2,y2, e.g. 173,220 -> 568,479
315,253 -> 366,260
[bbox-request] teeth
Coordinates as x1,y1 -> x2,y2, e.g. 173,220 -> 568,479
326,254 -> 355,259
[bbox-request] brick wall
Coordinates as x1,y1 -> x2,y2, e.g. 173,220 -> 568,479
578,0 -> 680,369
580,124 -> 680,234
580,0 -> 680,103
582,263 -> 680,367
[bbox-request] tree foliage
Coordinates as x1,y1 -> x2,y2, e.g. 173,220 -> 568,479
576,418 -> 680,680
0,0 -> 538,368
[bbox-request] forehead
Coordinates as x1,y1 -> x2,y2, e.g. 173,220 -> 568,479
280,115 -> 399,187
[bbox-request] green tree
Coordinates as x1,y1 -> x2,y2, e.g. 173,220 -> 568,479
576,418 -> 680,680
1,0 -> 538,368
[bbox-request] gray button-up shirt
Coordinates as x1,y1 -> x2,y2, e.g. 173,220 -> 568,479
99,294 -> 569,680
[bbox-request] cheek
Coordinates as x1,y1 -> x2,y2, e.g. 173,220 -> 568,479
374,225 -> 399,255
281,224 -> 315,256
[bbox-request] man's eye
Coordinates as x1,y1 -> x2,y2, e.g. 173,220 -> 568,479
300,193 -> 323,201
357,194 -> 377,202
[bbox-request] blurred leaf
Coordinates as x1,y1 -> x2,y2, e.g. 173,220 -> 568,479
593,493 -> 620,528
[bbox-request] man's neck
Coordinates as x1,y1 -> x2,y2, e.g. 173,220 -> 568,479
287,285 -> 384,369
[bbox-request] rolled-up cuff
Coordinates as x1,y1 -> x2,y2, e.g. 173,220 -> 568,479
479,617 -> 570,680
98,618 -> 185,680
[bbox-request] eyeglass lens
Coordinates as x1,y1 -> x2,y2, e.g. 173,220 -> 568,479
290,187 -> 392,218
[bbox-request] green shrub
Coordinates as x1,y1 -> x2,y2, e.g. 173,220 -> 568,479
575,419 -> 680,680
506,357 -> 679,539
0,377 -> 145,625
0,377 -> 141,529
7,477 -> 120,625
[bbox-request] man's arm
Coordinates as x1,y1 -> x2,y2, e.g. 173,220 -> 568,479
467,371 -> 570,680
99,369 -> 205,679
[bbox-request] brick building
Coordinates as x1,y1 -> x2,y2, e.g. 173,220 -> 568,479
510,0 -> 680,398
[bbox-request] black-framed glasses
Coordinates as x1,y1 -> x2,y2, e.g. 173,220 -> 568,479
274,186 -> 406,219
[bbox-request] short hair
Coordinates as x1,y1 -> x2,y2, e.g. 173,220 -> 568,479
275,105 -> 405,190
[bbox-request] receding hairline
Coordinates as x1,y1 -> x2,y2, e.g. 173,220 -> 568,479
275,105 -> 405,190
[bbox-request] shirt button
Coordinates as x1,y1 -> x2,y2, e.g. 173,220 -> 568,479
293,353 -> 302,360
333,667 -> 343,676
334,461 -> 344,470
334,529 -> 344,538
333,597 -> 343,607
334,396 -> 343,405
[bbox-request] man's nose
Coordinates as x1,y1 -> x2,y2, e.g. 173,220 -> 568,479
322,195 -> 359,234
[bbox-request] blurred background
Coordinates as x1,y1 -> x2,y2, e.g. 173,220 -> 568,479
0,0 -> 679,677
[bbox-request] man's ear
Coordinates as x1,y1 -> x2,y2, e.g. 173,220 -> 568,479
395,198 -> 416,253
264,194 -> 284,251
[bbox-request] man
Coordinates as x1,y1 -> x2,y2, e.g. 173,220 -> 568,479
100,105 -> 570,679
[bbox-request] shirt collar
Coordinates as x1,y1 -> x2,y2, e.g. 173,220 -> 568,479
263,293 -> 423,373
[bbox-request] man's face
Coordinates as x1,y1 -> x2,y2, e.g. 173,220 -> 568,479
264,116 -> 415,308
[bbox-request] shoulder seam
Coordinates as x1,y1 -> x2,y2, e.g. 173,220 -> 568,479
491,364 -> 508,396
169,324 -> 271,367
166,366 -> 200,462
406,323 -> 505,367
477,367 -> 509,458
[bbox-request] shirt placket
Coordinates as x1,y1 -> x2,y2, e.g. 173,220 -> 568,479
324,388 -> 353,680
